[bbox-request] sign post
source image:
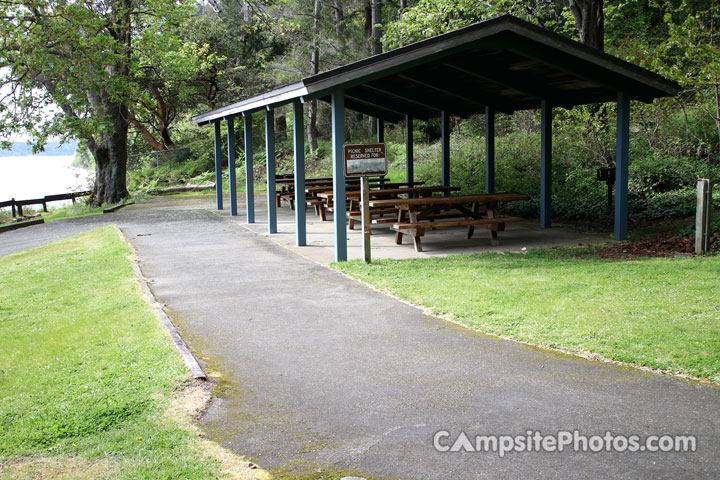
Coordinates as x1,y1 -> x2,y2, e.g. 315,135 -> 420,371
343,143 -> 387,263
360,176 -> 372,262
695,179 -> 712,255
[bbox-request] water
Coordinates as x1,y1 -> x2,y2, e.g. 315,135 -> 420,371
0,155 -> 94,209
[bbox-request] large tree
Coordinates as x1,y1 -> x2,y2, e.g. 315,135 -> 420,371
569,0 -> 604,51
0,0 -> 198,204
130,23 -> 221,152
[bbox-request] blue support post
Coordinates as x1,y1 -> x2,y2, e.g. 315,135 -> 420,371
293,100 -> 306,246
540,100 -> 553,228
331,90 -> 347,262
213,121 -> 223,210
405,115 -> 414,184
226,118 -> 238,216
265,109 -> 277,234
441,111 -> 450,194
485,107 -> 495,194
377,118 -> 385,143
615,92 -> 630,240
243,112 -> 255,223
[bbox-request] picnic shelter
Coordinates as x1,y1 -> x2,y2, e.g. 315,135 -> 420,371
191,14 -> 680,262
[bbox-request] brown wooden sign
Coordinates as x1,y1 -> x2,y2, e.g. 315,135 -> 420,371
343,143 -> 387,177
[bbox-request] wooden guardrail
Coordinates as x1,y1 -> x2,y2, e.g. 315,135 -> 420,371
0,190 -> 92,217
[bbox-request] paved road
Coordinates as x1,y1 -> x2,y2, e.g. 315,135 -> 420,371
3,197 -> 719,479
0,213 -> 114,256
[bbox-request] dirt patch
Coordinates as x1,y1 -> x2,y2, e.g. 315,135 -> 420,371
166,379 -> 270,480
579,230 -> 719,259
0,456 -> 116,480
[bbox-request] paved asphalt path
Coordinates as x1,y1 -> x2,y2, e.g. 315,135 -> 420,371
2,197 -> 718,479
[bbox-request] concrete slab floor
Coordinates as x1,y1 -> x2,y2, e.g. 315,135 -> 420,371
219,194 -> 612,264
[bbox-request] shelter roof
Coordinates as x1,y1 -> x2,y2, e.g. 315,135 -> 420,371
192,15 -> 679,125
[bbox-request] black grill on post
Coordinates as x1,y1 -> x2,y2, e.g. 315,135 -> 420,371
597,166 -> 616,213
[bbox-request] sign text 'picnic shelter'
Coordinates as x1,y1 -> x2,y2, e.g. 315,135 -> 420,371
343,143 -> 387,177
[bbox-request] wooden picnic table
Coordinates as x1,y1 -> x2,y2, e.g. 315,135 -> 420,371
369,193 -> 531,252
317,185 -> 459,201
276,177 -> 391,208
297,182 -> 428,221
276,177 -> 360,209
316,185 -> 461,228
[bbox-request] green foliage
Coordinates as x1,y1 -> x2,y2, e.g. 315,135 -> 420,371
187,4 -> 292,107
389,103 -> 720,224
382,0 -> 569,49
127,160 -> 215,192
676,213 -> 720,245
0,0 -> 191,146
129,13 -> 226,150
266,0 -> 372,81
43,203 -> 105,222
73,146 -> 95,170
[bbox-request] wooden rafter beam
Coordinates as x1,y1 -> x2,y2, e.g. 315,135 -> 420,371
346,87 -> 434,120
441,60 -> 576,109
363,81 -> 475,117
396,73 -> 516,114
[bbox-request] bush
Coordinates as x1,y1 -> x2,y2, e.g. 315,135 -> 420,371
391,121 -> 719,225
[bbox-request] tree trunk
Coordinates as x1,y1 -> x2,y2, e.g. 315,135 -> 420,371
130,117 -> 165,151
307,0 -> 321,153
276,111 -> 287,143
91,100 -> 130,206
364,1 -> 372,36
368,0 -> 383,137
307,100 -> 319,153
160,125 -> 175,150
371,0 -> 383,56
569,0 -> 604,52
333,0 -> 345,37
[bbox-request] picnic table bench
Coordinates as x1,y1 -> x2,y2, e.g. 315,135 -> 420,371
369,193 -> 531,252
315,186 -> 459,224
302,183 -> 436,222
342,185 -> 460,229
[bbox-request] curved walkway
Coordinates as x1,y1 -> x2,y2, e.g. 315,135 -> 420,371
2,196 -> 718,479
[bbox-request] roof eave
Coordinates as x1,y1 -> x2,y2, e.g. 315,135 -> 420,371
191,81 -> 308,126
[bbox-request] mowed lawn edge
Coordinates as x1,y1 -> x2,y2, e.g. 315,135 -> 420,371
0,226 -> 266,480
334,250 -> 720,383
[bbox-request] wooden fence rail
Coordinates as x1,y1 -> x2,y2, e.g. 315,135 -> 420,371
0,190 -> 92,217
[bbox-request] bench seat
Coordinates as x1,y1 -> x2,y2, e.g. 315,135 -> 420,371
346,207 -> 398,230
392,217 -> 524,251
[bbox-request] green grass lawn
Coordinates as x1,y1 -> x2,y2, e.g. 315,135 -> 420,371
335,249 -> 720,382
0,227 -> 263,479
42,203 -> 106,222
